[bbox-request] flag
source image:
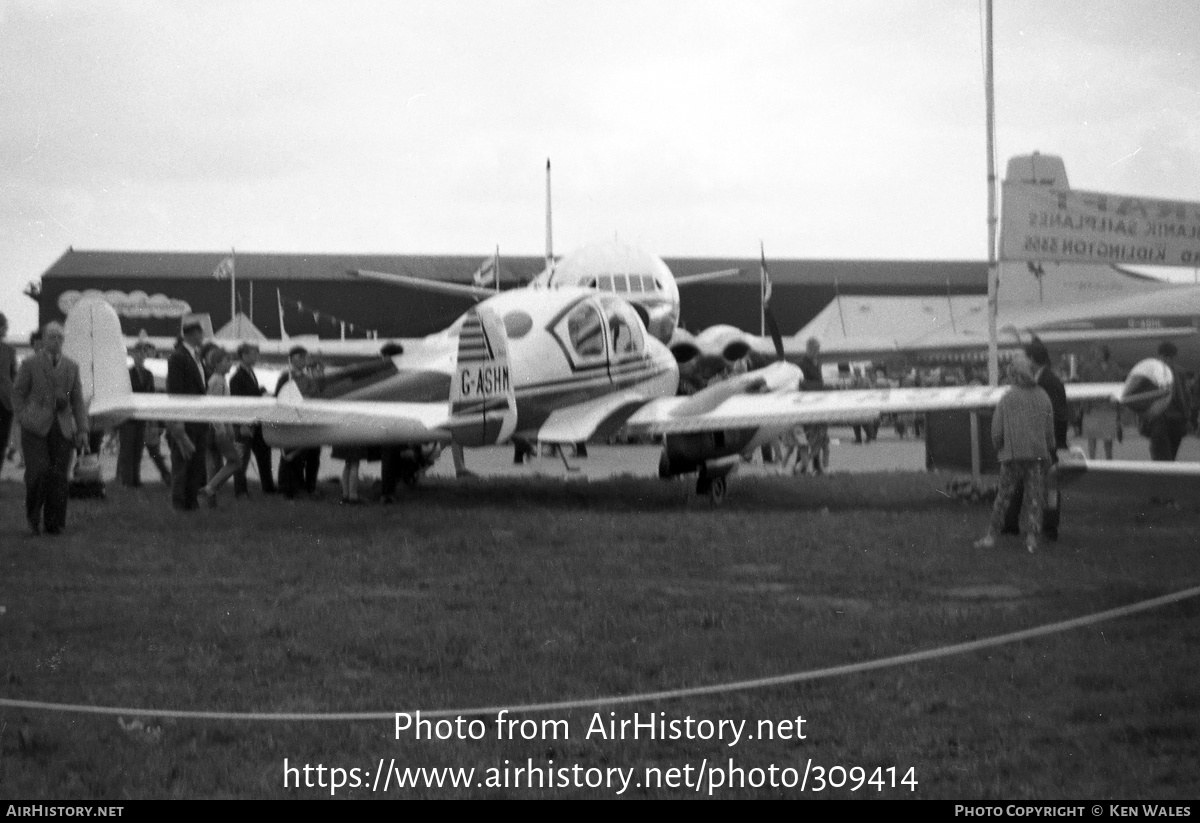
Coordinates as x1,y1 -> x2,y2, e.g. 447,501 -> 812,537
759,242 -> 772,307
213,256 -> 234,280
472,254 -> 498,288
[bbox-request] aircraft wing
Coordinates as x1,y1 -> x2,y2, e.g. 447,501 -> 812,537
1056,456 -> 1200,503
674,268 -> 743,286
92,390 -> 452,448
353,269 -> 495,300
802,326 -> 1196,362
625,382 -> 1125,436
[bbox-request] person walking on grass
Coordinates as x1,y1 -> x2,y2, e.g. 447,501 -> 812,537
198,348 -> 242,507
975,353 -> 1055,554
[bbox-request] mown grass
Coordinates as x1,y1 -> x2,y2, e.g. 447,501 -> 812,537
1,471 -> 1197,799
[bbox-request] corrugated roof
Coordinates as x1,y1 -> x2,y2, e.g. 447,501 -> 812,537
42,249 -> 988,289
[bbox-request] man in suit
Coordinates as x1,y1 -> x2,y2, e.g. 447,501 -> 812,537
12,322 -> 89,535
275,345 -> 321,498
229,342 -> 276,496
0,313 -> 15,468
166,321 -> 210,510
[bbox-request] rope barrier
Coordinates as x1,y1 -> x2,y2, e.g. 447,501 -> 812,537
3,584 -> 1196,723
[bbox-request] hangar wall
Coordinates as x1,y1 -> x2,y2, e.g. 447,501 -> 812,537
37,250 -> 987,340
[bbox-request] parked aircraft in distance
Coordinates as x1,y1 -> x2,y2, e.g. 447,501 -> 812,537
674,154 -> 1199,373
353,160 -> 741,343
67,288 -> 1139,502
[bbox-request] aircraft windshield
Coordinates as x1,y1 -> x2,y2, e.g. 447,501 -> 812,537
564,301 -> 605,360
600,296 -> 644,359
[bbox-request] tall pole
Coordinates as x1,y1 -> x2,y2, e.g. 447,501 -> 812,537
985,0 -> 1000,386
759,242 -> 765,338
545,159 -> 554,279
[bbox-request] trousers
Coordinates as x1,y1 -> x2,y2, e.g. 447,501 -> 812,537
23,423 -> 73,532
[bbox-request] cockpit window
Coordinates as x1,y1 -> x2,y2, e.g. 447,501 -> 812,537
564,301 -> 605,359
627,274 -> 643,293
599,296 -> 644,360
597,275 -> 613,291
613,274 -> 628,292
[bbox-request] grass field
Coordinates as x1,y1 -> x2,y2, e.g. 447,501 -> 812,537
1,454 -> 1198,799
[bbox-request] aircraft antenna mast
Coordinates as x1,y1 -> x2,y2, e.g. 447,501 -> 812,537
545,158 -> 554,279
984,0 -> 1000,385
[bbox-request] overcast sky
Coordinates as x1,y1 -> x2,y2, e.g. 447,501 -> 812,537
3,0 -> 1199,335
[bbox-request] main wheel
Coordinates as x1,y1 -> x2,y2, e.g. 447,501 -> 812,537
709,475 -> 727,505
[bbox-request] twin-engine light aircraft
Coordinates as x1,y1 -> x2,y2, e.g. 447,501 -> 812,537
69,291 -> 1136,502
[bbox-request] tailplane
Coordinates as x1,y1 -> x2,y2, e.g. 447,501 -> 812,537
62,297 -> 133,421
999,152 -> 1172,310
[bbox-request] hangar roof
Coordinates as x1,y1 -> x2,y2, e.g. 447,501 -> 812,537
41,248 -> 988,291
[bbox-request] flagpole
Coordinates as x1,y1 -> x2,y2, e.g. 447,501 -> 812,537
276,289 -> 288,340
835,277 -> 847,336
759,241 -> 766,337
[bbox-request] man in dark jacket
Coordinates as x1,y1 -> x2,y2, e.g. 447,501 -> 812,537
166,321 -> 210,510
1023,340 -> 1068,541
229,343 -> 276,496
117,339 -> 171,486
1026,340 -> 1068,456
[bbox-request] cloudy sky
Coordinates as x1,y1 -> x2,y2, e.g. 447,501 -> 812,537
3,0 -> 1199,334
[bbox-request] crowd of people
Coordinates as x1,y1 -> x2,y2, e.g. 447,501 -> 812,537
2,312 -> 1199,539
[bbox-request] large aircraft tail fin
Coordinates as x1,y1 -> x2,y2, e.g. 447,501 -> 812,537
447,306 -> 517,445
63,296 -> 133,421
998,152 -> 1170,310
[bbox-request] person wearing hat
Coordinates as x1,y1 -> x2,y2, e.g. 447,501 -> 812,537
165,320 -> 210,510
975,352 -> 1056,554
1148,341 -> 1195,461
117,336 -> 171,487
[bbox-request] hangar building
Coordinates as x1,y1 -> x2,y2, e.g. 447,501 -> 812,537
36,249 -> 986,340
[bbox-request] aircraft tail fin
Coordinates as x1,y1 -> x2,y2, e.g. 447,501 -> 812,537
63,296 -> 134,420
447,306 -> 517,445
999,153 -> 1170,310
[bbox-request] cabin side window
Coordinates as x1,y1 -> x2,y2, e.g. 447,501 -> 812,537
561,301 -> 606,361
